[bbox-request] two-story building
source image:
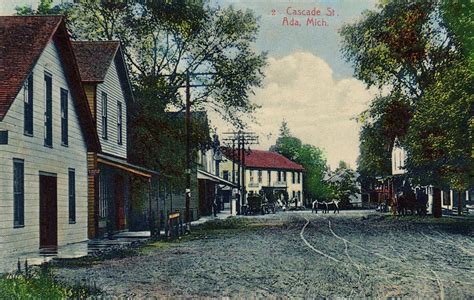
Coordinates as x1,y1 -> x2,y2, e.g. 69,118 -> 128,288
0,16 -> 100,256
220,149 -> 304,209
71,41 -> 158,238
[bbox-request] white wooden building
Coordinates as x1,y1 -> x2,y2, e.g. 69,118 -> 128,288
220,149 -> 304,208
0,16 -> 100,256
72,41 -> 157,238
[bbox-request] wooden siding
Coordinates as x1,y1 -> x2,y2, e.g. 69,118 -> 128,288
87,152 -> 97,238
0,41 -> 89,256
96,59 -> 127,159
83,84 -> 96,123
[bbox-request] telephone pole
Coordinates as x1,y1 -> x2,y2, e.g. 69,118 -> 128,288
222,131 -> 258,213
161,71 -> 217,231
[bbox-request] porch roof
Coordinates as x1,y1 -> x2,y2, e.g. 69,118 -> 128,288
97,153 -> 159,178
197,169 -> 237,188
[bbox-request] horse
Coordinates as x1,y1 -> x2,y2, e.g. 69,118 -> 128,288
326,200 -> 340,214
312,200 -> 328,213
396,192 -> 417,216
312,200 -> 340,214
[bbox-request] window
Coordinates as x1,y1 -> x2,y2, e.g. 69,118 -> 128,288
68,169 -> 76,223
13,159 -> 24,228
258,170 -> 262,183
292,172 -> 295,184
283,171 -> 287,182
101,92 -> 108,139
117,101 -> 123,145
223,170 -> 229,181
61,89 -> 68,146
278,171 -> 281,182
249,170 -> 254,183
44,73 -> 52,147
297,172 -> 301,184
267,171 -> 271,185
442,190 -> 451,206
24,73 -> 33,135
298,191 -> 301,200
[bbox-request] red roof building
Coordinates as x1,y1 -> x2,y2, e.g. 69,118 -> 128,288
219,148 -> 305,206
221,148 -> 304,171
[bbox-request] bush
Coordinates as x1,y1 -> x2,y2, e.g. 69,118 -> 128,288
0,266 -> 100,299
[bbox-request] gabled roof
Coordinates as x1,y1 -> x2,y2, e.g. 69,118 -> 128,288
71,41 -> 134,103
0,16 -> 100,152
71,41 -> 119,82
221,148 -> 304,171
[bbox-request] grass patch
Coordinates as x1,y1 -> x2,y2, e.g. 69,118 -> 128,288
0,268 -> 100,299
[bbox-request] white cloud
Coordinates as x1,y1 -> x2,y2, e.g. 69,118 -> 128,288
210,51 -> 376,170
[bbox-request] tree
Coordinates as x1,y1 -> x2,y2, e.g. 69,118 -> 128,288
341,0 -> 473,216
357,92 -> 412,186
269,120 -> 302,162
15,0 -> 72,16
327,161 -> 359,208
24,1 -> 267,178
405,59 -> 473,191
270,122 -> 330,202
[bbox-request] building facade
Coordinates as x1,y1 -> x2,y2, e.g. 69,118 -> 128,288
72,41 -> 157,238
220,149 -> 304,208
0,16 -> 100,256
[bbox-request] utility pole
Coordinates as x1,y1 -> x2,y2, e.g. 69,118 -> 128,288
185,71 -> 191,229
222,131 -> 258,214
160,71 -> 217,232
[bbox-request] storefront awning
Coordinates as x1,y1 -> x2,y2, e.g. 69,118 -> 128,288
197,169 -> 237,188
97,153 -> 159,178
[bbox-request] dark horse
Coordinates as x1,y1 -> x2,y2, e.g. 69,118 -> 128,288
396,191 -> 417,215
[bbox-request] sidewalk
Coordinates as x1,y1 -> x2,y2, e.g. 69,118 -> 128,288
0,210 -> 233,274
190,209 -> 232,226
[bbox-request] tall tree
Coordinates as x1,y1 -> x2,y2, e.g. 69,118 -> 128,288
270,121 -> 302,162
341,0 -> 473,215
270,122 -> 330,201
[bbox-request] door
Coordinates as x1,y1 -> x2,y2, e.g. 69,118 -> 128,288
40,174 -> 57,249
115,175 -> 126,230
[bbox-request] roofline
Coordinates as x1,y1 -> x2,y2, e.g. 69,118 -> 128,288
0,16 -> 62,122
58,20 -> 101,152
116,43 -> 135,103
221,153 -> 304,171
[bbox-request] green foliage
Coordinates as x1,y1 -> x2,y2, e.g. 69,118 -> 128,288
15,0 -> 72,16
357,92 -> 412,182
405,59 -> 474,190
0,269 -> 99,298
270,121 -> 330,200
269,121 -> 302,161
342,0 -> 472,192
327,162 -> 359,207
440,0 -> 474,69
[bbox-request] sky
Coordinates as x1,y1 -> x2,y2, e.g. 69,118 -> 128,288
209,0 -> 379,169
1,0 -> 379,169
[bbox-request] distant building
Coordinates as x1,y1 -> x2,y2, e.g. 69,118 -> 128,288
390,138 -> 472,214
220,149 -> 304,208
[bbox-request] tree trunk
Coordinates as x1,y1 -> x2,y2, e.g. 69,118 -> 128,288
432,187 -> 442,218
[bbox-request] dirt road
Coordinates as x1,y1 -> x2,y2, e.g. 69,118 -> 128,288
55,211 -> 474,298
